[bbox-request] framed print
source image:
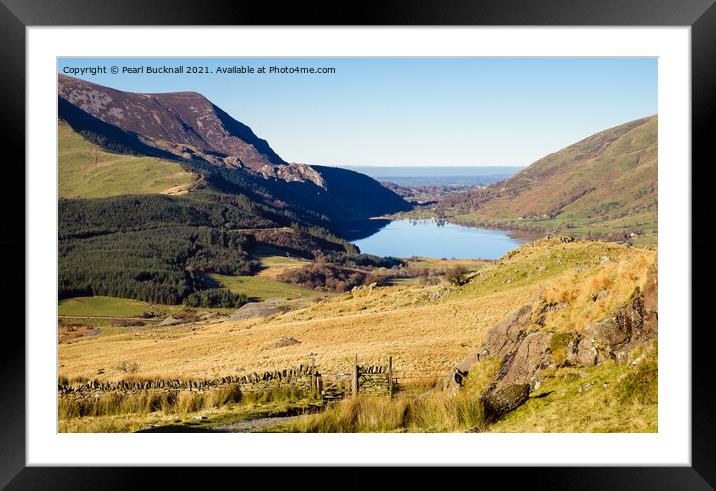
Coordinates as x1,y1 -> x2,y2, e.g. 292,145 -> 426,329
2,0 -> 715,488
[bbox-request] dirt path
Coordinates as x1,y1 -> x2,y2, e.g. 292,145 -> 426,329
59,315 -> 155,321
211,415 -> 302,432
137,415 -> 302,433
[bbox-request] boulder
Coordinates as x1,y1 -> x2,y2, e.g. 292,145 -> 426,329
480,305 -> 532,359
228,302 -> 280,321
270,337 -> 301,349
497,332 -> 553,389
158,316 -> 184,326
480,383 -> 531,423
444,305 -> 532,391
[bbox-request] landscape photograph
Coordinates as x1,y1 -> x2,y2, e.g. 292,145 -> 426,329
57,57 -> 658,433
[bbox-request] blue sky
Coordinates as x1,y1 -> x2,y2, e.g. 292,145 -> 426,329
58,57 -> 657,167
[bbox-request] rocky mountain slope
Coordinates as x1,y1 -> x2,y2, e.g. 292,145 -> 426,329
58,75 -> 317,180
437,116 -> 658,245
58,75 -> 410,231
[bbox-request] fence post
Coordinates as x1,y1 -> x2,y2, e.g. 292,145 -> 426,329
309,356 -> 316,395
388,356 -> 393,398
352,354 -> 359,397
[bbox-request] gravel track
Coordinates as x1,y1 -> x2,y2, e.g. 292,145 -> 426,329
137,415 -> 302,433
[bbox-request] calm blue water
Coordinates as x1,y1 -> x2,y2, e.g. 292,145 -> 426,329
351,219 -> 528,260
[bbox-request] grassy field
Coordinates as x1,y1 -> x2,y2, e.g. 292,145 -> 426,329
58,253 -> 320,318
58,296 -> 235,319
209,273 -> 324,301
58,121 -> 197,198
58,296 -> 169,318
58,239 -> 656,381
256,254 -> 310,270
206,253 -> 324,300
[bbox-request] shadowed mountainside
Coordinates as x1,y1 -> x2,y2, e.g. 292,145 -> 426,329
58,75 -> 411,230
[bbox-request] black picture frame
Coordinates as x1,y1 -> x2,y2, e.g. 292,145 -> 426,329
2,0 -> 714,488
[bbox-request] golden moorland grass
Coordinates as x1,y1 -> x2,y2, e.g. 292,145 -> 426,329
277,356 -> 497,433
277,342 -> 657,434
58,385 -> 317,433
58,239 -> 656,386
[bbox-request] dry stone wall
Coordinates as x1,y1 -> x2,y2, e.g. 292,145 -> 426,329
59,365 -> 318,398
59,363 -> 396,402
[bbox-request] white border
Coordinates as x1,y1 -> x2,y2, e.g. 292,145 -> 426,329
27,27 -> 691,466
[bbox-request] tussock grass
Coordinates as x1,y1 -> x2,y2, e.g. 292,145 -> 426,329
282,391 -> 486,433
58,386 -> 243,419
282,358 -> 499,433
448,239 -> 638,302
58,384 -> 310,421
395,376 -> 444,393
549,332 -> 574,367
58,384 -> 319,432
59,413 -> 180,433
538,252 -> 655,333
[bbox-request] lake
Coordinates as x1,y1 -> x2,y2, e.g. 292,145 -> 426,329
351,219 -> 530,260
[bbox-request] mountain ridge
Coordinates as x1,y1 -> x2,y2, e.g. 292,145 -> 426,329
436,115 -> 658,245
57,75 -> 411,232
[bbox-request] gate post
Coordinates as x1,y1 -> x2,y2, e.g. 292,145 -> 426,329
310,357 -> 316,395
352,354 -> 359,397
388,355 -> 393,398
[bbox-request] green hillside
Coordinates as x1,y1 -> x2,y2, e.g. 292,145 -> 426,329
58,121 -> 197,198
437,116 -> 657,245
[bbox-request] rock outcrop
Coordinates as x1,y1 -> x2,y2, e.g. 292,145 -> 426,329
447,265 -> 658,422
567,267 -> 658,366
270,337 -> 301,349
228,301 -> 282,321
157,316 -> 185,326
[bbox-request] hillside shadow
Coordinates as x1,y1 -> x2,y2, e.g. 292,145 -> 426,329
338,218 -> 392,242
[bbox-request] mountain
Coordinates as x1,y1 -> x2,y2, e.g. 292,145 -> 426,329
59,74 -> 299,176
57,76 -> 413,306
57,75 -> 410,230
436,115 -> 658,245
